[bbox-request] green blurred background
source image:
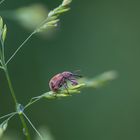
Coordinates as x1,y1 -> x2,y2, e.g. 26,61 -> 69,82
0,0 -> 140,140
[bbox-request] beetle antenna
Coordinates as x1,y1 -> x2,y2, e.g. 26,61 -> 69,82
73,70 -> 81,73
73,73 -> 83,78
72,70 -> 83,78
63,81 -> 69,94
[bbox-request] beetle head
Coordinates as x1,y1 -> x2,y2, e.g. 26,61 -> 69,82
62,71 -> 82,78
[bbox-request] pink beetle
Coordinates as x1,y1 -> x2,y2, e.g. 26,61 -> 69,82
49,71 -> 82,93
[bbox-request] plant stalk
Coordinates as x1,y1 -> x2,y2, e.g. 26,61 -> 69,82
3,65 -> 31,140
6,31 -> 36,65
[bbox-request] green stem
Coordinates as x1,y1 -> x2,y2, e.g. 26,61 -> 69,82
24,96 -> 42,109
19,114 -> 31,139
22,112 -> 43,140
0,45 -> 3,64
4,67 -> 18,104
6,31 -> 36,65
1,40 -> 5,63
0,112 -> 17,120
3,65 -> 31,140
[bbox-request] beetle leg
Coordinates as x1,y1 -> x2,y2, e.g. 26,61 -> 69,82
67,78 -> 78,86
58,77 -> 64,88
72,74 -> 82,78
63,81 -> 70,94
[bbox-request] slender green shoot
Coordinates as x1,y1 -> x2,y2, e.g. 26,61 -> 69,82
6,31 -> 36,65
0,112 -> 17,120
0,65 -> 4,69
22,112 -> 43,140
0,112 -> 17,128
6,0 -> 72,65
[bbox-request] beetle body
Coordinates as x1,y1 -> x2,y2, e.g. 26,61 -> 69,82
49,71 -> 81,92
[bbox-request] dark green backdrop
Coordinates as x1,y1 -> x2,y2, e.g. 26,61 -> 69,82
0,0 -> 140,140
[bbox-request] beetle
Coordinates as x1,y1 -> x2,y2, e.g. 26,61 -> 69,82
49,71 -> 82,93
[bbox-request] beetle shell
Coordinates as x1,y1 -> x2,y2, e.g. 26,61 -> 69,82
49,71 -> 80,92
49,73 -> 64,92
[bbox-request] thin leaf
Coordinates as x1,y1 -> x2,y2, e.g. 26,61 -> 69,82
0,16 -> 3,30
0,120 -> 8,138
2,24 -> 7,42
62,0 -> 72,6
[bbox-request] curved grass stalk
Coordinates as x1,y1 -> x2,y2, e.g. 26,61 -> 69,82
0,113 -> 17,129
0,112 -> 17,120
0,65 -> 4,69
22,112 -> 43,140
24,96 -> 42,110
3,65 -> 31,140
6,0 -> 72,65
6,31 -> 36,65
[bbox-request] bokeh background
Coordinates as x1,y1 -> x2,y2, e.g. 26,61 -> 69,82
0,0 -> 140,140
